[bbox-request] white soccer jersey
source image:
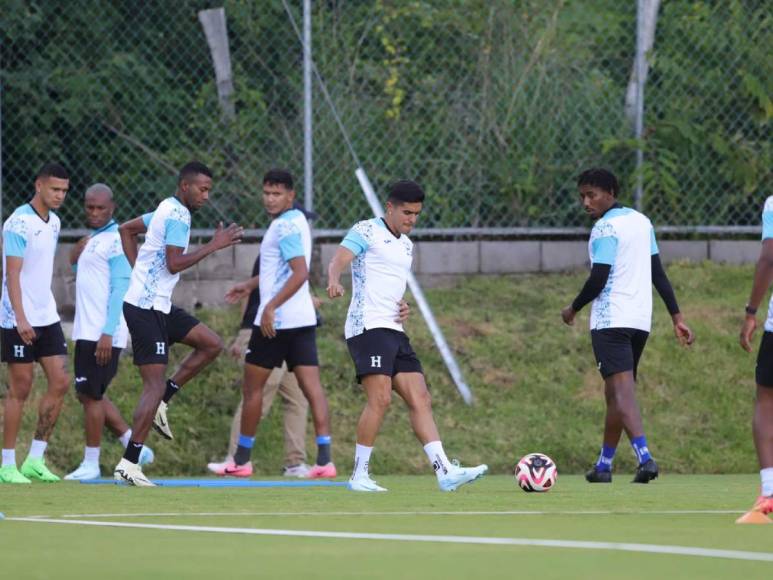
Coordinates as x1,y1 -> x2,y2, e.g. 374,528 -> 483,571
340,218 -> 413,339
1,203 -> 61,328
256,208 -> 316,330
588,206 -> 659,332
72,221 -> 130,347
124,196 -> 190,314
761,197 -> 773,332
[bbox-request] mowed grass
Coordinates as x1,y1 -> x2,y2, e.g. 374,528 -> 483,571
1,474 -> 772,579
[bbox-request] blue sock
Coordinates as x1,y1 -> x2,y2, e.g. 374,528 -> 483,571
631,435 -> 652,465
233,434 -> 255,466
595,444 -> 616,472
316,435 -> 331,466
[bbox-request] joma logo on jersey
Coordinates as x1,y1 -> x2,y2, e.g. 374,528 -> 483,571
370,355 -> 382,368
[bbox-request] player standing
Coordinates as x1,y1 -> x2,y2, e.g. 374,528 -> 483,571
0,163 -> 70,484
561,168 -> 694,484
114,161 -> 242,486
327,179 -> 488,492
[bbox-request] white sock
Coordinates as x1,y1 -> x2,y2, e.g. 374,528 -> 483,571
2,448 -> 16,468
423,441 -> 451,476
762,467 -> 773,497
352,444 -> 373,479
28,439 -> 47,459
84,446 -> 100,464
119,430 -> 132,448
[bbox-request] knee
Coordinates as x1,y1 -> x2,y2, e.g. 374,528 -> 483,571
48,374 -> 70,398
409,388 -> 433,412
368,390 -> 392,412
204,334 -> 224,358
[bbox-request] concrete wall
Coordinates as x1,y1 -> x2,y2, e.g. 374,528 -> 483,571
50,239 -> 758,311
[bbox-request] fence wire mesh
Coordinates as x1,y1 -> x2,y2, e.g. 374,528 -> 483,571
0,0 -> 770,235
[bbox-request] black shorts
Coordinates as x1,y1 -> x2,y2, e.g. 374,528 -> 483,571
755,331 -> 773,387
123,302 -> 200,366
245,325 -> 319,370
346,328 -> 423,382
591,327 -> 649,379
1,322 -> 68,363
73,340 -> 122,400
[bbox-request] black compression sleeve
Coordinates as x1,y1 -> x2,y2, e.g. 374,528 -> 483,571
651,254 -> 680,315
571,263 -> 611,312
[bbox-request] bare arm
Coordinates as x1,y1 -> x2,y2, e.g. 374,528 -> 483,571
5,257 -> 34,345
260,257 -> 309,338
165,222 -> 243,275
225,275 -> 259,304
119,216 -> 148,267
326,246 -> 356,299
740,239 -> 773,352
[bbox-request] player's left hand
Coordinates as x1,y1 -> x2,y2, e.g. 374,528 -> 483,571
95,334 -> 113,366
396,299 -> 410,323
260,306 -> 276,338
740,315 -> 757,353
672,314 -> 695,347
561,306 -> 576,326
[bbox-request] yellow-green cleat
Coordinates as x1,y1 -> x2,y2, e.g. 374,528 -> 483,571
0,465 -> 32,484
20,457 -> 60,482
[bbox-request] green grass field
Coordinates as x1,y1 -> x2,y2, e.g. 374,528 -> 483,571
1,475 -> 772,579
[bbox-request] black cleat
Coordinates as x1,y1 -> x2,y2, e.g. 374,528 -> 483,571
585,467 -> 612,483
632,459 -> 659,483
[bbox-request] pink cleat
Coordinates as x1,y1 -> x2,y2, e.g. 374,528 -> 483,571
307,462 -> 337,479
210,461 -> 253,478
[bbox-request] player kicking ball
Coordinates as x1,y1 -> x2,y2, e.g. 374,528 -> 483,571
562,168 -> 694,484
327,179 -> 487,492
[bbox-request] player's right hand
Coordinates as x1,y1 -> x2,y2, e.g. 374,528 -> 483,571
740,315 -> 757,353
211,222 -> 244,250
16,318 -> 35,346
327,282 -> 345,299
560,306 -> 576,326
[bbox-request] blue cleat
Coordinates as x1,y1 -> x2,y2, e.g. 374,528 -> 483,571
437,462 -> 488,492
139,445 -> 155,466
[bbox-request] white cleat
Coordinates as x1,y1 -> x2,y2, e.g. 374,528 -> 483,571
207,460 -> 230,475
283,463 -> 311,478
153,401 -> 173,440
437,462 -> 488,492
114,458 -> 156,487
64,461 -> 101,481
348,473 -> 388,492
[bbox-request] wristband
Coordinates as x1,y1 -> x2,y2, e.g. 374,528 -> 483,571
745,305 -> 758,316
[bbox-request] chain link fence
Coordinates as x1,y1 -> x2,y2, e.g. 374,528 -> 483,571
1,0 -> 770,236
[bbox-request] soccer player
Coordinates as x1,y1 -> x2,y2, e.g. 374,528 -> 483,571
64,184 -> 153,480
0,162 -> 70,484
114,161 -> 243,486
327,179 -> 488,492
223,169 -> 335,478
738,196 -> 773,517
561,168 -> 694,484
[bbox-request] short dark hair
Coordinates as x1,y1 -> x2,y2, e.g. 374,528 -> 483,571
263,168 -> 294,190
36,162 -> 69,181
387,180 -> 425,204
178,161 -> 213,184
577,168 -> 619,197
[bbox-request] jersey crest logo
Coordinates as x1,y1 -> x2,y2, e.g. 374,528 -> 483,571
14,345 -> 24,358
155,342 -> 166,355
370,355 -> 382,368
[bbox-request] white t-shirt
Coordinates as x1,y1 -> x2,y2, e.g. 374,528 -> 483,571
72,221 -> 130,347
761,196 -> 773,332
256,208 -> 316,330
124,197 -> 190,314
341,217 -> 413,339
1,203 -> 61,328
588,206 -> 659,332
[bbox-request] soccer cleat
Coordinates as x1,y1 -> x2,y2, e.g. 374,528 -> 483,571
282,463 -> 311,478
153,401 -> 174,440
114,458 -> 155,487
348,473 -> 387,492
632,458 -> 659,483
211,461 -> 253,478
307,462 -> 337,479
64,461 -> 101,481
0,465 -> 32,484
20,457 -> 60,482
437,462 -> 488,492
736,496 -> 773,524
139,445 -> 155,466
585,467 -> 612,483
752,495 -> 773,516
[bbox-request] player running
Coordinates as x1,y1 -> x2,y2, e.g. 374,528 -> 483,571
738,196 -> 773,518
64,184 -> 153,480
0,163 -> 71,484
561,168 -> 694,484
327,179 -> 488,492
114,161 -> 243,486
223,169 -> 335,478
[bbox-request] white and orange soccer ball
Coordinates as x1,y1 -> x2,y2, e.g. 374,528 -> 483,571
514,452 -> 557,492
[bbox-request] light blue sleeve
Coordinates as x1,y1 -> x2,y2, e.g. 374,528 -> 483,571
164,218 -> 190,248
341,229 -> 369,257
142,212 -> 154,228
102,255 -> 132,336
279,233 -> 304,261
591,236 -> 618,265
763,211 -> 773,240
650,228 -> 659,255
3,231 -> 27,257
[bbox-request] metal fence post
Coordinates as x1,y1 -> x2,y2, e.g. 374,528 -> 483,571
303,0 -> 313,214
633,0 -> 645,211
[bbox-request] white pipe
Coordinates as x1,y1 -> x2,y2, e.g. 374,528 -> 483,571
303,0 -> 313,214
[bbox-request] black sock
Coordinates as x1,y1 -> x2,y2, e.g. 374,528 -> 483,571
123,441 -> 143,463
162,379 -> 180,403
316,443 -> 331,466
234,445 -> 252,466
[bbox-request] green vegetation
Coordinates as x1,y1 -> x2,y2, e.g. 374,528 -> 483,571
0,262 -> 765,477
0,475 -> 771,579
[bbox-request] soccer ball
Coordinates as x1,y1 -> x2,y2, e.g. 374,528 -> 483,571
514,452 -> 557,492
